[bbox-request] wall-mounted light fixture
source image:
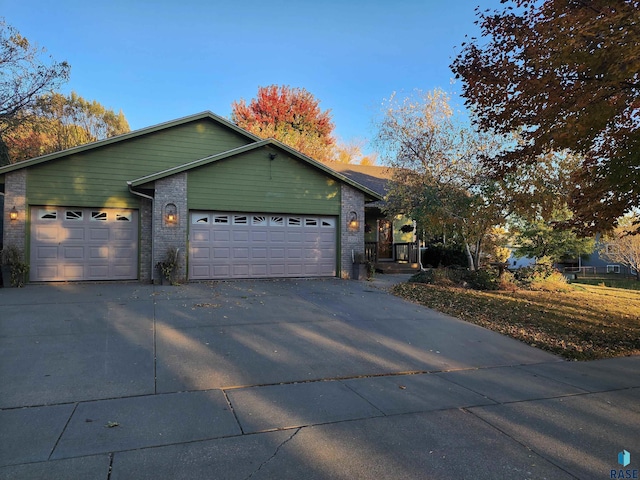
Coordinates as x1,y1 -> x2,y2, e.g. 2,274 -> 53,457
165,203 -> 177,224
348,211 -> 359,231
9,206 -> 18,221
268,152 -> 277,160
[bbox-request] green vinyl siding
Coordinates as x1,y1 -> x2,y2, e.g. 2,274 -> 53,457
26,120 -> 251,207
188,149 -> 341,215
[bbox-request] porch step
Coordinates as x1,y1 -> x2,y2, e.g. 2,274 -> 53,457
375,262 -> 420,274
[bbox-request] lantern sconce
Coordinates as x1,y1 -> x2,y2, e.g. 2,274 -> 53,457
9,206 -> 18,221
348,211 -> 359,231
165,203 -> 177,225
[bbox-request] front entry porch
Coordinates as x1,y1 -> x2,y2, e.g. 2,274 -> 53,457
364,213 -> 420,274
365,241 -> 420,274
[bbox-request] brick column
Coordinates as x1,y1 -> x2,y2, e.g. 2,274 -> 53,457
3,170 -> 27,253
153,173 -> 188,283
138,197 -> 153,282
340,184 -> 365,279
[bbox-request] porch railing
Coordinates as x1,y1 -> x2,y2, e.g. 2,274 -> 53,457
394,242 -> 419,263
364,242 -> 419,263
365,242 -> 378,262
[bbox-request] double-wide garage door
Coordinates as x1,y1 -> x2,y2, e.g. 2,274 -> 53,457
189,211 -> 336,279
30,207 -> 138,281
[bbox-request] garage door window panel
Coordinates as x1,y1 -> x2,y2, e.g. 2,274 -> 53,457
39,209 -> 57,220
65,211 -> 83,221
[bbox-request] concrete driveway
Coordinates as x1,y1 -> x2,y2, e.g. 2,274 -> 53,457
0,277 -> 638,479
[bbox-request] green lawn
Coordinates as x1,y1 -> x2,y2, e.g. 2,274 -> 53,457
391,282 -> 640,361
569,276 -> 640,290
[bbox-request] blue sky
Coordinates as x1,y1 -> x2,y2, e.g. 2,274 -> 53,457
3,0 -> 503,154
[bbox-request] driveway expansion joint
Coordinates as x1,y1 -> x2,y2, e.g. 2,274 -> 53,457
464,407 -> 581,480
48,402 -> 78,461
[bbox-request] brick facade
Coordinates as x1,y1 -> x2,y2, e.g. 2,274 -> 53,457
340,184 -> 365,279
138,197 -> 153,282
153,173 -> 188,283
2,170 -> 27,255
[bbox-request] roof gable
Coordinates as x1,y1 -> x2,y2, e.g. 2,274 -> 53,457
0,111 -> 261,175
128,139 -> 383,201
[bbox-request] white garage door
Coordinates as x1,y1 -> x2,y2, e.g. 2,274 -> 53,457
30,207 -> 138,281
189,211 -> 336,279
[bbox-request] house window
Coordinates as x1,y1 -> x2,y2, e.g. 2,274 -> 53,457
607,265 -> 620,274
270,216 -> 284,226
116,213 -> 132,222
288,217 -> 301,227
305,218 -> 318,226
233,215 -> 248,225
214,215 -> 229,224
252,216 -> 267,226
39,209 -> 57,220
91,211 -> 108,221
65,210 -> 83,221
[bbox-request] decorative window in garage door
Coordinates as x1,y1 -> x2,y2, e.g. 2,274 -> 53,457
65,210 -> 83,221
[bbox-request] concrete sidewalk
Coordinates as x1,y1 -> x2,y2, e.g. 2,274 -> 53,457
0,278 -> 638,479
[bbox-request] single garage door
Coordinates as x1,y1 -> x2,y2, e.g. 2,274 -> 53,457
189,211 -> 336,279
30,207 -> 138,281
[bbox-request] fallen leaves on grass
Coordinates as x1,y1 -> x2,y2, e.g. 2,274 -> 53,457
392,283 -> 640,360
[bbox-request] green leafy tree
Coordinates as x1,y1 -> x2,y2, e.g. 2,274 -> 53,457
501,150 -> 583,223
231,85 -> 336,162
451,0 -> 640,234
0,18 -> 70,164
512,209 -> 595,264
374,89 -> 507,270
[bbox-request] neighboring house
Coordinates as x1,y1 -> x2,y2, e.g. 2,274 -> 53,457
321,162 -> 419,273
0,112 -> 382,283
562,243 -> 634,276
506,249 -> 536,270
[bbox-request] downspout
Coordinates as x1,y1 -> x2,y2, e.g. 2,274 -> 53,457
127,183 -> 155,282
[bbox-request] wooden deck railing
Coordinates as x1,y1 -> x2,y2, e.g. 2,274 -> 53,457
365,242 -> 378,262
394,242 -> 419,263
364,242 -> 419,263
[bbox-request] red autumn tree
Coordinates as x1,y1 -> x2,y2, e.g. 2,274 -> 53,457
231,85 -> 336,162
451,0 -> 640,234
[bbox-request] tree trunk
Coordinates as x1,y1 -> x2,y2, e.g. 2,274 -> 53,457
464,242 -> 476,271
473,238 -> 483,270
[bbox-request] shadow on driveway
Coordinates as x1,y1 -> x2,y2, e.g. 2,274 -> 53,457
1,279 -> 638,479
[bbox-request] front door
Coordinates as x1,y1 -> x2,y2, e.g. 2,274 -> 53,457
378,219 -> 393,259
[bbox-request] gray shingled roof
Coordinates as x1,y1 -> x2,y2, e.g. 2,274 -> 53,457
320,162 -> 395,200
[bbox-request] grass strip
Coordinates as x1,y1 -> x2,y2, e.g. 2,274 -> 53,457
391,283 -> 640,361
